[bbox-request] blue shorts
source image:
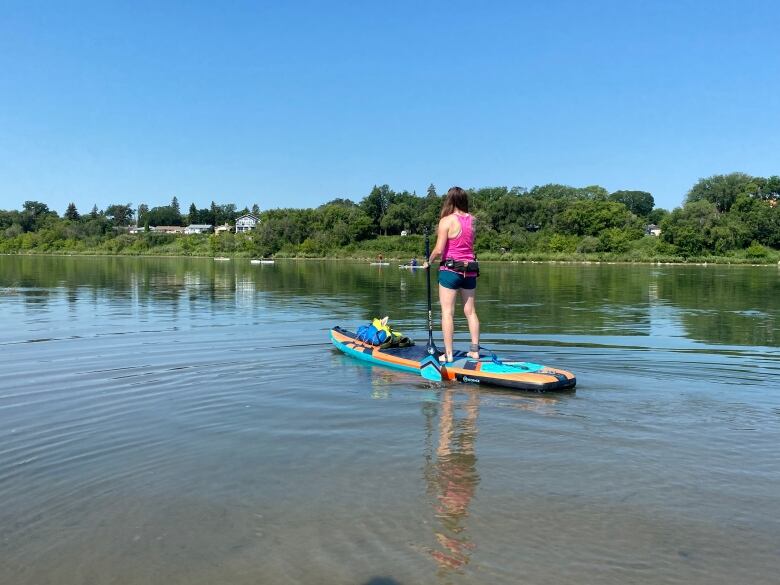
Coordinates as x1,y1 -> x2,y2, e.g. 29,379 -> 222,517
439,269 -> 477,290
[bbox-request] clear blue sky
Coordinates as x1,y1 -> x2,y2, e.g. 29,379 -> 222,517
1,0 -> 778,215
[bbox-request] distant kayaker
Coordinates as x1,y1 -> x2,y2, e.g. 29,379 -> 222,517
423,187 -> 479,362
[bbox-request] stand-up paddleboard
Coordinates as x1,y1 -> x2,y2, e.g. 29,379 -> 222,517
330,327 -> 576,392
370,262 -> 390,266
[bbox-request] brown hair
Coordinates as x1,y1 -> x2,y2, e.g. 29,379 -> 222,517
440,186 -> 469,218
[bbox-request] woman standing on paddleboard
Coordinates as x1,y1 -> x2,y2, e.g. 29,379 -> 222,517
424,186 -> 480,363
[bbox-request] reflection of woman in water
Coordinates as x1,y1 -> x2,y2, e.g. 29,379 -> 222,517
423,389 -> 480,572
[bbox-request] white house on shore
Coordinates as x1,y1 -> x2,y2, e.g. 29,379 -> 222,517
184,224 -> 213,235
235,214 -> 259,233
646,224 -> 662,237
214,223 -> 232,235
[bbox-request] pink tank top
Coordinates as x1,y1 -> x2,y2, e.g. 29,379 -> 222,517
440,213 -> 476,275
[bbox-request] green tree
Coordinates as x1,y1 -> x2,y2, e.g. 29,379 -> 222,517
145,205 -> 182,226
598,228 -> 632,253
23,201 -> 51,217
548,233 -> 579,253
660,200 -> 749,256
64,202 -> 80,221
104,203 -> 134,226
21,201 -> 56,231
360,185 -> 393,235
609,190 -> 654,217
647,208 -> 669,225
137,204 -> 149,225
558,199 -> 639,236
763,176 -> 780,199
731,194 -> 780,248
687,172 -> 760,213
528,184 -> 583,200
221,203 -> 238,223
313,202 -> 373,244
171,196 -> 180,215
380,204 -> 412,235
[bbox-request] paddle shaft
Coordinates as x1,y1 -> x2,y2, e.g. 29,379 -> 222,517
425,229 -> 435,354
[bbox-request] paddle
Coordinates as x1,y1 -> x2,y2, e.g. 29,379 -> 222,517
420,228 -> 442,382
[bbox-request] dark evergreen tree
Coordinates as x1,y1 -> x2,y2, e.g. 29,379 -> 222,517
65,202 -> 80,220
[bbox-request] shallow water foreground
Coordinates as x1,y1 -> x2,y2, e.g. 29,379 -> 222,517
1,256 -> 779,585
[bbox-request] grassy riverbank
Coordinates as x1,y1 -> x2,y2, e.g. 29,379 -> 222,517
3,233 -> 779,265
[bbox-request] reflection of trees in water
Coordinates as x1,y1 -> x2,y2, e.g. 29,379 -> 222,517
423,390 -> 480,575
0,257 -> 412,321
1,257 -> 777,346
488,264 -> 653,336
656,267 -> 779,347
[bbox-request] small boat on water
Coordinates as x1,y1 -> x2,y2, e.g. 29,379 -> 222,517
251,259 -> 275,264
214,257 -> 230,261
370,262 -> 390,266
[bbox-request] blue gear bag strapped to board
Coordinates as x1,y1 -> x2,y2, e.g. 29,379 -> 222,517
355,323 -> 387,345
354,318 -> 413,348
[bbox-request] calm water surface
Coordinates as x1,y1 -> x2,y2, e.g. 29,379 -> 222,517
1,256 -> 779,585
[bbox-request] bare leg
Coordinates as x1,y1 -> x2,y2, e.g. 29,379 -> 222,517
438,284 -> 457,362
460,287 -> 480,359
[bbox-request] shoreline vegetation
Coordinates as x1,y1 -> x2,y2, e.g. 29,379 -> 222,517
0,250 -> 780,268
2,249 -> 779,265
2,172 -> 778,265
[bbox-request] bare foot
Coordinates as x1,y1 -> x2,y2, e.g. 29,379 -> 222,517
467,351 -> 480,360
438,354 -> 453,364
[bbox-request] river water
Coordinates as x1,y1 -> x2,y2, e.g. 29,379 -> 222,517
1,256 -> 778,585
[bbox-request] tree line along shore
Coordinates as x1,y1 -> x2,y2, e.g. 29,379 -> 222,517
1,172 -> 778,264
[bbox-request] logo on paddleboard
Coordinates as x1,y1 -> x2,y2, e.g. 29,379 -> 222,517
462,376 -> 480,384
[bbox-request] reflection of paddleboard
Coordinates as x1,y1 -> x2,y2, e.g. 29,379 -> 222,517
330,327 -> 576,392
370,262 -> 390,266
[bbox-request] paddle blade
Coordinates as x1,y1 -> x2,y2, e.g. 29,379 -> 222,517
420,354 -> 442,382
